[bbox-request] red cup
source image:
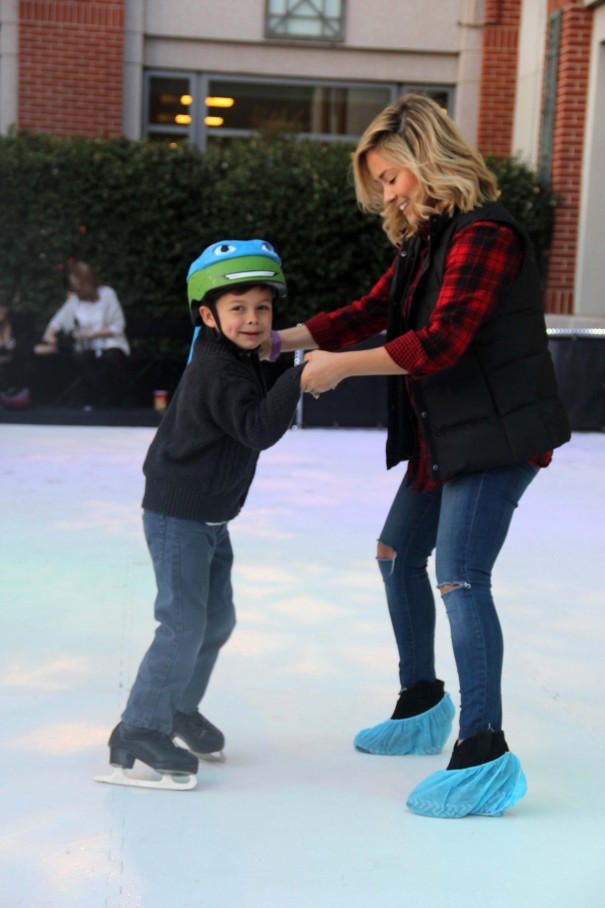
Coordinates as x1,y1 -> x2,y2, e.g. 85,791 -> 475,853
153,390 -> 169,413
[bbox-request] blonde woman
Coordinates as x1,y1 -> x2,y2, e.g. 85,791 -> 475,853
265,94 -> 570,818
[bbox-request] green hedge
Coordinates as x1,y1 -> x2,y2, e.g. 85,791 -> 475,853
0,131 -> 556,351
484,153 -> 558,279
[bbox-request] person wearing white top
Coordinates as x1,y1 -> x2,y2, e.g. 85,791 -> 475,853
34,262 -> 131,407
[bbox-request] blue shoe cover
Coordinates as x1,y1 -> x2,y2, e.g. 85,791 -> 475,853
354,693 -> 455,755
406,752 -> 527,818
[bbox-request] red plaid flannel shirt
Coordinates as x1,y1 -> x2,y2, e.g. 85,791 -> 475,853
306,220 -> 552,490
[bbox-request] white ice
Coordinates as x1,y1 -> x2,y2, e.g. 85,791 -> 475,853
0,424 -> 604,908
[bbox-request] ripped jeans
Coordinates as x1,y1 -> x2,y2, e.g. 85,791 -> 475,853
377,461 -> 539,740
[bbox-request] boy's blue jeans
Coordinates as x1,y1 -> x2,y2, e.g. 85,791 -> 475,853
377,461 -> 539,740
122,511 -> 236,734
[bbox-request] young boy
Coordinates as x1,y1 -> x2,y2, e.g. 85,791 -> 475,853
97,239 -> 304,789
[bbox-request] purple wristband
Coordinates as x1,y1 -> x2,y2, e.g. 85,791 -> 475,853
268,329 -> 282,362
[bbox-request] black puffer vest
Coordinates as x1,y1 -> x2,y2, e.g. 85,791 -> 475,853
385,201 -> 570,479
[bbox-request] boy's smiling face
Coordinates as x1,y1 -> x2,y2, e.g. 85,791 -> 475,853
199,285 -> 273,351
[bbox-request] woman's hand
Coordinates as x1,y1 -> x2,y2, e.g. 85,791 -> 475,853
301,345 -> 407,395
301,350 -> 345,395
33,340 -> 57,355
75,327 -> 113,341
34,327 -> 59,354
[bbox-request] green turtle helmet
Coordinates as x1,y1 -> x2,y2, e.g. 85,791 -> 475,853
187,239 -> 287,325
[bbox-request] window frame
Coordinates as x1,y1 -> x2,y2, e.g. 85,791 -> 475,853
143,70 -> 455,151
264,0 -> 346,43
143,70 -> 195,145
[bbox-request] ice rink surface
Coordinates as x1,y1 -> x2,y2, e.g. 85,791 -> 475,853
1,423 -> 604,908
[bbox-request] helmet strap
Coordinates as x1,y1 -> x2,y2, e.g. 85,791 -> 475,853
206,300 -> 223,336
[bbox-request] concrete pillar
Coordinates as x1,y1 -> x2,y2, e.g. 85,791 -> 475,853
0,0 -> 19,134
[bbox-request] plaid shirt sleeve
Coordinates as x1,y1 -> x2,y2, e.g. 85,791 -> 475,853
305,255 -> 398,349
384,222 -> 524,376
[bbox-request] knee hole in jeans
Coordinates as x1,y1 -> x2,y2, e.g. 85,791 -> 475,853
437,580 -> 471,596
376,541 -> 397,560
376,541 -> 397,578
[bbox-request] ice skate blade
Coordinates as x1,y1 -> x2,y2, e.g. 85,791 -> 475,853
198,750 -> 225,764
173,733 -> 226,764
94,766 -> 197,791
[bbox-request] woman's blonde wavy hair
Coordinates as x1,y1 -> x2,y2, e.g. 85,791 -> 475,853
353,93 -> 499,245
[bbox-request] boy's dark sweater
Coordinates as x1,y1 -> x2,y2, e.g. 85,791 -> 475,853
142,328 -> 303,523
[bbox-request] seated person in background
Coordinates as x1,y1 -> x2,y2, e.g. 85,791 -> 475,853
0,294 -> 17,371
34,262 -> 131,408
0,294 -> 31,409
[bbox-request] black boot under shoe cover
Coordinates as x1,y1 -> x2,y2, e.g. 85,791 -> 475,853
406,728 -> 527,818
172,710 -> 225,759
108,722 -> 199,775
354,680 -> 455,755
446,729 -> 509,770
391,680 -> 448,720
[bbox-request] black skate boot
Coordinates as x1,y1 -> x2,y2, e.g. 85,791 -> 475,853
109,722 -> 199,772
172,710 -> 225,760
95,723 -> 198,790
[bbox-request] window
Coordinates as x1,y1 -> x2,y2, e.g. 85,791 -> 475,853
144,72 -> 455,151
400,86 -> 453,116
145,74 -> 193,145
204,78 -> 390,139
265,0 -> 345,41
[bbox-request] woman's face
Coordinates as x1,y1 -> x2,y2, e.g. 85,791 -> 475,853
366,148 -> 420,227
69,271 -> 94,301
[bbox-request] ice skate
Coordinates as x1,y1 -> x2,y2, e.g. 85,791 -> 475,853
172,709 -> 226,763
94,722 -> 199,790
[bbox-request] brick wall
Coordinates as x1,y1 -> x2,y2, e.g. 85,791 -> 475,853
476,0 -> 521,156
477,0 -> 593,315
18,0 -> 125,138
542,0 -> 592,314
